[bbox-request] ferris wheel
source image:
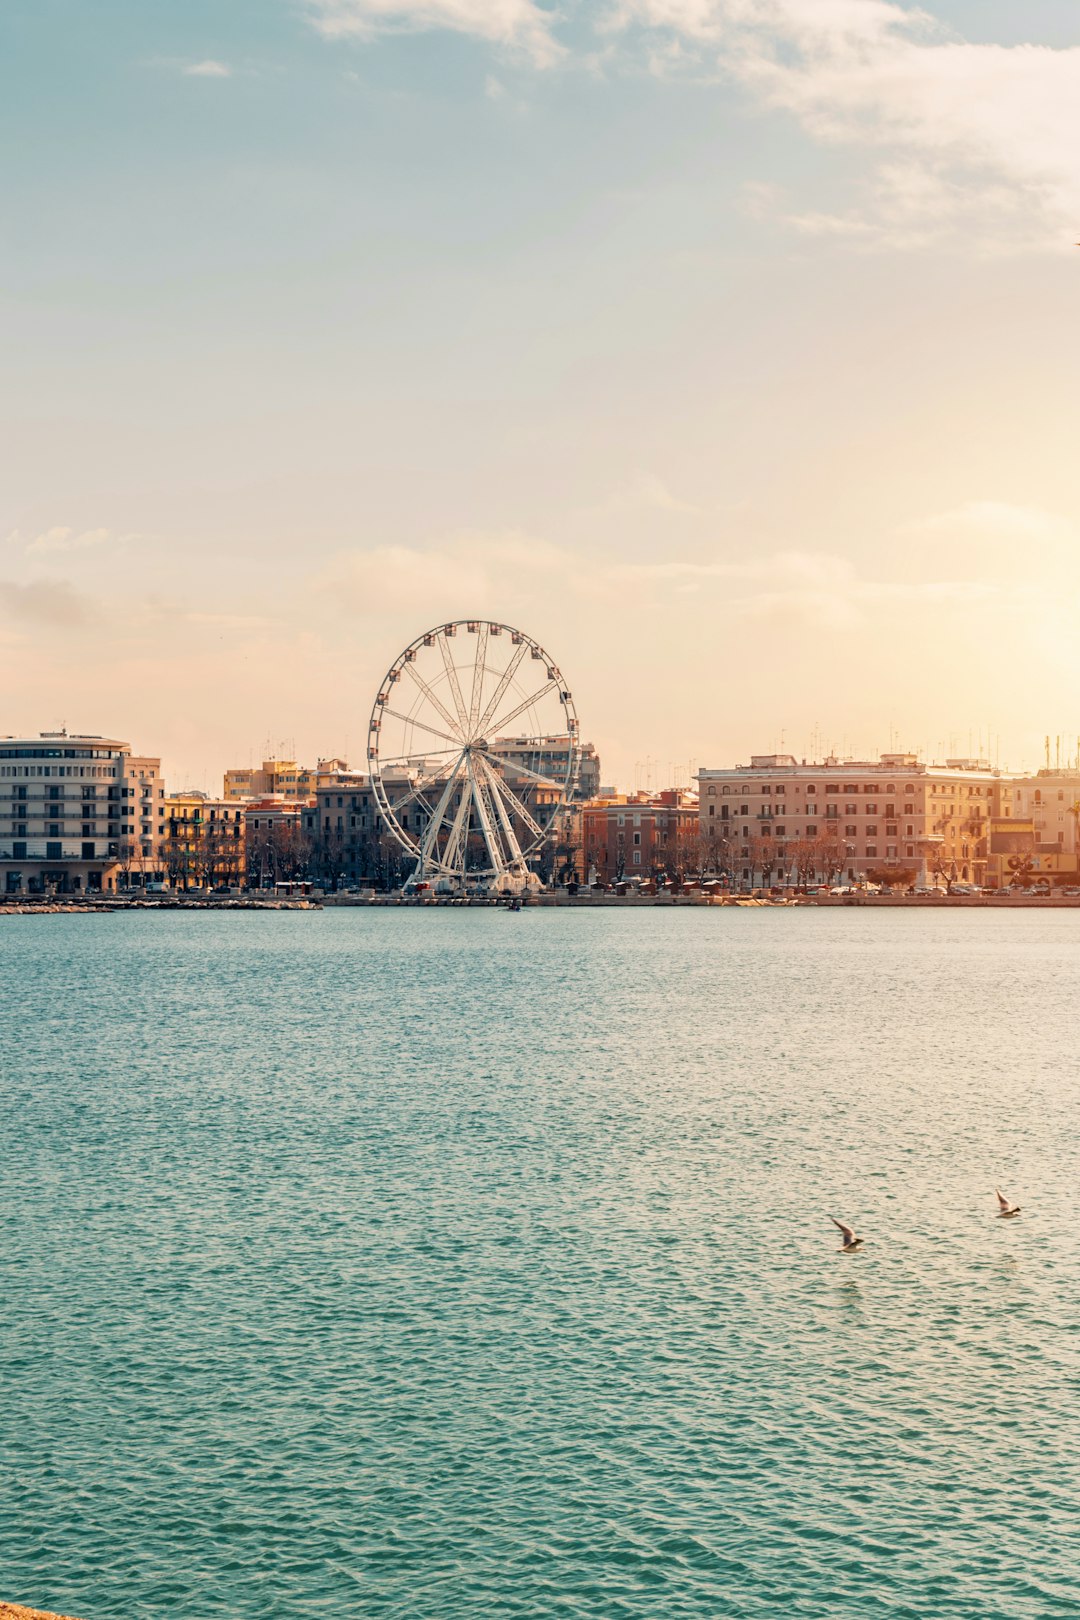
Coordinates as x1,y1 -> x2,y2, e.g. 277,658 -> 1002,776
368,621 -> 580,892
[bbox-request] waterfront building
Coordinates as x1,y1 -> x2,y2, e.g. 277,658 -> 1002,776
223,757 -> 349,803
0,731 -> 164,895
697,753 -> 1015,889
487,735 -> 601,802
163,791 -> 247,890
302,766 -> 379,888
244,797 -> 310,888
582,790 -> 699,884
982,769 -> 1080,887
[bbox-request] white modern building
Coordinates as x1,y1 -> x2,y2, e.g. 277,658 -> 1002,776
0,731 -> 164,896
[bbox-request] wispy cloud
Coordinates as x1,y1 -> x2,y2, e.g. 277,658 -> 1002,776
4,580 -> 93,627
5,525 -> 128,556
311,530 -> 569,617
900,500 -> 1077,547
304,0 -> 1080,248
611,1 -> 1080,247
304,0 -> 562,66
182,59 -> 233,78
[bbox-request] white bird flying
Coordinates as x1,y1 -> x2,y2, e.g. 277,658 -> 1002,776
830,1217 -> 865,1253
995,1188 -> 1021,1218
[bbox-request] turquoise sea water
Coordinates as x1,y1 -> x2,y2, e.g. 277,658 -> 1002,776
2,907 -> 1078,1619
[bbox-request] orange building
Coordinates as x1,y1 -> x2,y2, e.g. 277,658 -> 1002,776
582,791 -> 699,884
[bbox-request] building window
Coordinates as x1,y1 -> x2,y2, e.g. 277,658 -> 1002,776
806,824 -> 817,836
46,842 -> 62,859
632,850 -> 641,865
82,842 -> 95,858
866,825 -> 878,836
845,825 -> 858,836
13,841 -> 26,859
906,845 -> 914,856
866,846 -> 877,857
633,832 -> 641,845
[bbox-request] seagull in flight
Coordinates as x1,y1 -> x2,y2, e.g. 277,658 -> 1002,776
830,1217 -> 865,1253
995,1188 -> 1021,1218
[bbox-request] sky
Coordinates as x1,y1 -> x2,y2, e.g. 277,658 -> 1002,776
4,0 -> 1080,792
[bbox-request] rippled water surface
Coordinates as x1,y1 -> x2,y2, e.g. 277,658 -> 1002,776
3,907 -> 1079,1619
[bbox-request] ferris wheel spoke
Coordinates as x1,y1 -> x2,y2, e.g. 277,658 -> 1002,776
416,756 -> 468,868
496,757 -> 571,792
483,764 -> 546,843
371,746 -> 463,766
436,634 -> 471,734
400,660 -> 465,742
478,757 -> 527,866
438,775 -> 473,873
467,623 -> 489,735
387,754 -> 465,817
465,755 -> 506,874
475,641 -> 529,738
378,707 -> 463,748
487,680 -> 558,739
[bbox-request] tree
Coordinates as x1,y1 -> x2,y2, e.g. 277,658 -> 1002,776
790,836 -> 821,890
814,828 -> 847,885
746,832 -> 772,890
866,865 -> 917,890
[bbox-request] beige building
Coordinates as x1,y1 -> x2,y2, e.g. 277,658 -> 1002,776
698,752 -> 1015,889
223,757 -> 349,802
1011,771 -> 1080,855
163,791 -> 247,890
0,731 -> 164,895
487,735 -> 601,802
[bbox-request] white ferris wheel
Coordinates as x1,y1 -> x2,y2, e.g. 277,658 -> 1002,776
368,620 -> 580,892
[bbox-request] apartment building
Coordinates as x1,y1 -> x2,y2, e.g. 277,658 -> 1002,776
697,753 -> 1014,888
0,731 -> 164,895
223,757 -> 349,802
301,766 -> 379,888
163,791 -> 247,889
487,735 -> 601,803
583,790 -> 699,883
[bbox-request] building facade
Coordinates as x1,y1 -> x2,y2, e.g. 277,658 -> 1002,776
582,790 -> 699,884
223,757 -> 349,803
487,735 -> 601,803
302,768 -> 380,888
244,798 -> 310,888
697,753 -> 1015,889
163,792 -> 247,889
0,731 -> 164,895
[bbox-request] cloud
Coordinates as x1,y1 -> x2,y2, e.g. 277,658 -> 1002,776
901,500 -> 1077,547
182,59 -> 232,78
3,580 -> 93,627
311,530 -> 570,617
304,0 -> 562,65
611,1 -> 1080,246
13,525 -> 116,556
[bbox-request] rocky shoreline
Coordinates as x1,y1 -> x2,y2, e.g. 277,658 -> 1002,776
5,891 -> 1080,914
0,1603 -> 81,1620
